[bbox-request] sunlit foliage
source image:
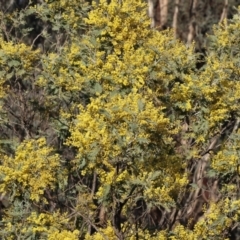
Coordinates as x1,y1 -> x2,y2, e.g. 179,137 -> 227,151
0,0 -> 240,239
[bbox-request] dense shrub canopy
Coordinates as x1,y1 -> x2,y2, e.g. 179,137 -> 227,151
0,0 -> 240,239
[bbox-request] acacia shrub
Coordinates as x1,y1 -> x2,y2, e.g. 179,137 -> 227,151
0,0 -> 240,240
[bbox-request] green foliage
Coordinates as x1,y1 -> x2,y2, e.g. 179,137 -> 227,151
0,0 -> 240,239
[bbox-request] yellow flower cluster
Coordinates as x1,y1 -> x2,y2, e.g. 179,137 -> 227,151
41,0 -> 88,30
48,230 -> 80,240
20,211 -> 78,239
85,0 -> 150,44
85,221 -> 117,240
0,138 -> 65,202
165,197 -> 240,240
2,208 -> 76,239
39,0 -> 195,104
211,131 -> 240,175
195,17 -> 240,127
68,92 -> 169,181
23,211 -> 68,232
0,37 -> 39,99
0,38 -> 39,70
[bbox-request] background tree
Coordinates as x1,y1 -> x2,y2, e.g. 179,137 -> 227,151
148,0 -> 240,50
